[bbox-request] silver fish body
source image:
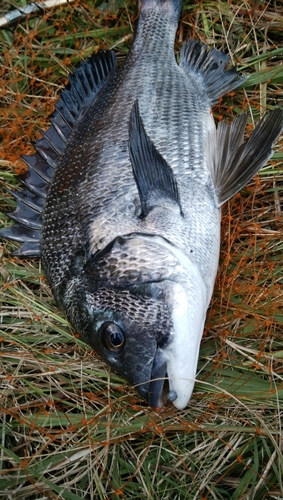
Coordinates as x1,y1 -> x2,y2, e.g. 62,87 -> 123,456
1,0 -> 283,408
43,0 -> 220,409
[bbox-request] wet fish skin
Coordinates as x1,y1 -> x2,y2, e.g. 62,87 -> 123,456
1,0 -> 283,409
41,3 -> 220,409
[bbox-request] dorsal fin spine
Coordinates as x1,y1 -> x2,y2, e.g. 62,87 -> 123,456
0,50 -> 118,257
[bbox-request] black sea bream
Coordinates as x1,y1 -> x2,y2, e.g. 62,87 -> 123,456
1,0 -> 283,409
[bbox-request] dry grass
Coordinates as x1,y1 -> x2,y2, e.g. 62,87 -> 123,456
0,1 -> 283,498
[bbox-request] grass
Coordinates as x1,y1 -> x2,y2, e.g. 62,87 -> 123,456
0,0 -> 283,498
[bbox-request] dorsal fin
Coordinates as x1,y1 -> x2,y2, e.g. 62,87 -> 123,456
210,108 -> 283,205
128,100 -> 181,218
0,50 -> 117,257
180,40 -> 247,105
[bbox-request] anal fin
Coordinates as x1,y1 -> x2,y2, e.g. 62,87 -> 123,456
128,101 -> 181,217
180,40 -> 247,105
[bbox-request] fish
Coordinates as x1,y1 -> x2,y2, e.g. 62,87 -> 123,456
1,0 -> 283,409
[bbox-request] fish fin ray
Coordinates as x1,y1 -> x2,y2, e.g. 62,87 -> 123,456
53,50 -> 117,136
39,129 -> 65,156
5,187 -> 45,211
211,109 -> 283,205
180,40 -> 247,105
1,51 -> 117,257
3,200 -> 42,230
10,241 -> 41,257
129,101 -> 181,217
0,225 -> 39,243
0,223 -> 41,256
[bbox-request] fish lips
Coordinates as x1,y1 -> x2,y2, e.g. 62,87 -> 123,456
138,276 -> 206,410
147,347 -> 177,408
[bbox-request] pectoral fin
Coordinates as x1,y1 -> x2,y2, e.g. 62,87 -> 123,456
128,101 -> 181,217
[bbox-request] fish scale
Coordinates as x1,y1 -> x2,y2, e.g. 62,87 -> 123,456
77,44 -> 213,267
1,0 -> 283,409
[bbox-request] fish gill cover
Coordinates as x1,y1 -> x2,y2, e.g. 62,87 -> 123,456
0,0 -> 283,498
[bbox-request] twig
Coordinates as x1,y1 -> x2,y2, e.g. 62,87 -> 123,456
0,0 -> 76,28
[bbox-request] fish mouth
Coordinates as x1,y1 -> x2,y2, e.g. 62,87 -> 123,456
148,348 -> 177,408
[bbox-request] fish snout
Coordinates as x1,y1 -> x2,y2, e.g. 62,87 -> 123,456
147,348 -> 177,408
147,275 -> 207,410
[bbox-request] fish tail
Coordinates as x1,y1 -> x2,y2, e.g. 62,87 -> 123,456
180,40 -> 247,105
138,0 -> 182,20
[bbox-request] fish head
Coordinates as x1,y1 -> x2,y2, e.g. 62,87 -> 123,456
82,282 -> 172,406
66,233 -> 207,409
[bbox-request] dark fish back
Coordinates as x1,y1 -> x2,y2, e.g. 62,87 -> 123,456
0,51 -> 117,258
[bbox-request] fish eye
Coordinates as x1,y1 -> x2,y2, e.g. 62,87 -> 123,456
100,322 -> 125,352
